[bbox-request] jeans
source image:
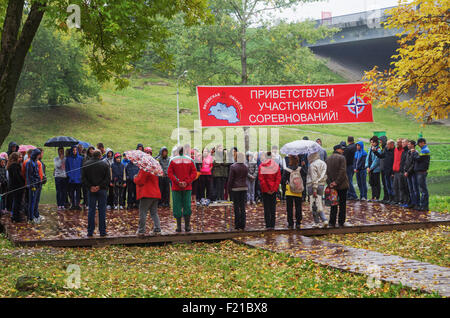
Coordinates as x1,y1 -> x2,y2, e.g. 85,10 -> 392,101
262,192 -> 277,228
329,189 -> 347,226
355,170 -> 367,199
158,176 -> 171,206
246,178 -> 256,202
383,172 -> 394,200
87,189 -> 107,236
127,180 -> 137,206
232,190 -> 247,229
286,195 -> 302,226
138,198 -> 161,233
55,177 -> 67,207
416,172 -> 429,209
406,174 -> 419,206
346,166 -> 358,199
368,171 -> 381,199
28,186 -> 41,221
68,183 -> 81,207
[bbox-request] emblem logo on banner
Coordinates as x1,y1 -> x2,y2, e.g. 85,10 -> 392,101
344,92 -> 367,118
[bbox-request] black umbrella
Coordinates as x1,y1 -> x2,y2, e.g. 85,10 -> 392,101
44,136 -> 79,147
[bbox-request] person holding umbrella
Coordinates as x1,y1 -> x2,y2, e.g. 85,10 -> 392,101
168,146 -> 197,233
82,150 -> 111,237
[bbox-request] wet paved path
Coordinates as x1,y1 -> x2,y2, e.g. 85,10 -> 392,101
1,201 -> 449,246
235,233 -> 450,297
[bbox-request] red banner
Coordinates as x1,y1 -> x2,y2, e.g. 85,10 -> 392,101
196,83 -> 373,127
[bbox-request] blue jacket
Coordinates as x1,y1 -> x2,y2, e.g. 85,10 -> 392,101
365,145 -> 381,173
66,146 -> 84,184
414,144 -> 430,172
125,161 -> 140,181
26,148 -> 41,188
111,161 -> 126,183
353,141 -> 367,172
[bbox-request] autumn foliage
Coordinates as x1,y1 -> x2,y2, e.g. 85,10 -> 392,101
363,0 -> 449,123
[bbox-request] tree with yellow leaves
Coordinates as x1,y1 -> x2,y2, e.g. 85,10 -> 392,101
363,0 -> 449,123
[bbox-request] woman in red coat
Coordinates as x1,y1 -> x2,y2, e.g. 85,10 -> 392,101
134,169 -> 161,236
258,152 -> 281,229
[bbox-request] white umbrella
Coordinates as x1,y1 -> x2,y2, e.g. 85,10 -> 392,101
280,140 -> 324,156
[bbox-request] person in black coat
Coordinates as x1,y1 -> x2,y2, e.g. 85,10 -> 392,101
7,152 -> 25,222
343,136 -> 358,200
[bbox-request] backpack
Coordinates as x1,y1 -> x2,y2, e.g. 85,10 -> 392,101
285,167 -> 303,194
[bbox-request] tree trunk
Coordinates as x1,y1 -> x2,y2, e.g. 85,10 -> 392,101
0,1 -> 46,147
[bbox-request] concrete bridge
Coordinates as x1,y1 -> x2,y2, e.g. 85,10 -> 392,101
307,7 -> 400,81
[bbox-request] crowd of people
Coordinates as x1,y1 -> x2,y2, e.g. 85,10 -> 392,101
0,134 -> 431,236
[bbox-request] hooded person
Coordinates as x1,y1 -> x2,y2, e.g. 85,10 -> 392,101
7,152 -> 25,222
65,145 -> 84,210
7,141 -> 19,156
157,146 -> 171,208
258,152 -> 281,229
111,153 -> 126,209
102,148 -> 114,209
25,148 -> 42,223
136,143 -> 144,152
306,151 -> 328,228
353,141 -> 368,200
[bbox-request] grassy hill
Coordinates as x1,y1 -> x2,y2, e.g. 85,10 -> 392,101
2,74 -> 449,207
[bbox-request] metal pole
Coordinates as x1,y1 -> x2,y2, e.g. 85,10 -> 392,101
177,79 -> 180,145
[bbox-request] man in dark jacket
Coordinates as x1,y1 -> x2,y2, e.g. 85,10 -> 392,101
82,150 -> 111,237
415,138 -> 430,210
374,139 -> 395,203
26,148 -> 42,223
343,136 -> 358,200
399,139 -> 410,206
7,141 -> 19,156
66,145 -> 84,210
378,135 -> 389,202
228,152 -> 249,230
404,140 -> 420,210
326,145 -> 349,228
157,146 -> 171,207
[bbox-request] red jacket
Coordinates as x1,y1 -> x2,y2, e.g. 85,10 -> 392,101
393,146 -> 404,173
168,156 -> 197,191
258,159 -> 281,193
134,170 -> 161,200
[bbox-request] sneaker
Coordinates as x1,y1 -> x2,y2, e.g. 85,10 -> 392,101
120,206 -> 124,210
153,228 -> 161,233
312,223 -> 320,228
340,222 -> 351,227
114,206 -> 118,210
57,206 -> 62,211
321,220 -> 328,228
107,205 -> 112,210
100,233 -> 107,237
136,231 -> 145,237
360,198 -> 367,201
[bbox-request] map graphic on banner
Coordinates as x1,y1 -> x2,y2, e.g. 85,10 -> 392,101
197,83 -> 373,127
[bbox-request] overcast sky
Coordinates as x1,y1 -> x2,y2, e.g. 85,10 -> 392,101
275,0 -> 403,22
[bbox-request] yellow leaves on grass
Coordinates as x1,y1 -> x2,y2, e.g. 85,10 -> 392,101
363,0 -> 450,123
